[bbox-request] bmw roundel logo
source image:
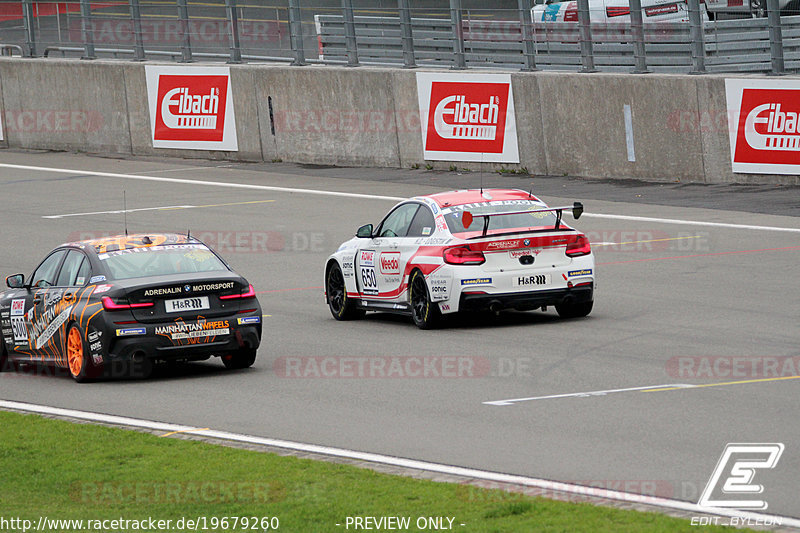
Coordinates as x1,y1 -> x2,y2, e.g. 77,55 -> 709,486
523,239 -> 530,246
183,284 -> 192,293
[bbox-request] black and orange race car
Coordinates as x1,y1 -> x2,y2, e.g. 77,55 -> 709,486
0,233 -> 262,382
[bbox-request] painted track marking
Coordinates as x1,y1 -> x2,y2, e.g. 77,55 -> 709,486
161,427 -> 210,438
599,245 -> 800,266
485,376 -> 800,406
643,375 -> 800,392
483,384 -> 695,406
2,162 -> 799,233
0,163 -> 405,202
592,235 -> 702,247
0,399 -> 797,528
43,199 -> 276,219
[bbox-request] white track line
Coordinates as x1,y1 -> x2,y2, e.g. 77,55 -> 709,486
1,399 -> 798,527
42,205 -> 195,219
583,213 -> 800,233
483,383 -> 696,406
1,162 -> 799,233
0,163 -> 405,202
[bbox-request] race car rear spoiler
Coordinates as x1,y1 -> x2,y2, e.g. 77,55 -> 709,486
464,202 -> 584,237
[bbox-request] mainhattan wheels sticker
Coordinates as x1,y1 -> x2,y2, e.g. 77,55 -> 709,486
145,65 -> 238,151
726,78 -> 800,174
416,72 -> 519,163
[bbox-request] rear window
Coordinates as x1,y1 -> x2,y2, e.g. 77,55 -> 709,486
98,244 -> 229,281
442,200 -> 558,237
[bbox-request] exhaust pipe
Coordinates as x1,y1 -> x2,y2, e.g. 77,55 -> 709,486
489,301 -> 503,313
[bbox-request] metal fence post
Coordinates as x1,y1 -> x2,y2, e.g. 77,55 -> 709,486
687,0 -> 705,73
225,0 -> 242,64
130,0 -> 146,61
398,0 -> 416,68
629,0 -> 648,73
288,0 -> 306,65
177,0 -> 193,63
766,0 -> 785,75
450,0 -> 466,69
518,0 -> 538,71
342,0 -> 359,66
79,0 -> 96,59
576,0 -> 596,72
22,0 -> 37,57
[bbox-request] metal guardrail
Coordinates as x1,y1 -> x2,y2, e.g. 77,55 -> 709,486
0,0 -> 795,74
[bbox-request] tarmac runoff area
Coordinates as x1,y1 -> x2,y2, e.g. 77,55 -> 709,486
0,150 -> 798,526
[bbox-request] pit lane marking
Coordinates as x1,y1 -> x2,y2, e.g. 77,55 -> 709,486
42,199 -> 275,219
485,376 -> 800,406
483,384 -> 695,406
5,162 -> 800,234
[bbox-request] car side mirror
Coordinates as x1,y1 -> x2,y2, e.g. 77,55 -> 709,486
6,274 -> 25,289
572,202 -> 584,220
356,224 -> 373,238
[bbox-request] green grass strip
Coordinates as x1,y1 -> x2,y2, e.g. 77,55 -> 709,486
0,410 -> 742,533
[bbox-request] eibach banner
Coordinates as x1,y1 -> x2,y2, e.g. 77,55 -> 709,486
726,78 -> 800,174
416,72 -> 519,163
145,65 -> 238,151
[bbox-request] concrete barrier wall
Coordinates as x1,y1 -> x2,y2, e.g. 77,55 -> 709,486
0,58 -> 795,185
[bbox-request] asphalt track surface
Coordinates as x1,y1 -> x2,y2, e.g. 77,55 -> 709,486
1,150 -> 799,519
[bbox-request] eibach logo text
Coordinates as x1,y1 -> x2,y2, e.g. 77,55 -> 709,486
416,72 -> 519,163
145,65 -> 238,151
725,79 -> 800,174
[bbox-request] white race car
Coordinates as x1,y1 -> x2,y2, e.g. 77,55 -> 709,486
324,189 -> 594,329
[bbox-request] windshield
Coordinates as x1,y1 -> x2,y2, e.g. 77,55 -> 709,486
441,200 -> 559,238
97,244 -> 229,281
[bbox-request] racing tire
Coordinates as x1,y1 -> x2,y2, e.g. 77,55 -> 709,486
409,270 -> 440,330
555,300 -> 593,319
326,262 -> 364,321
66,324 -> 100,383
222,348 -> 257,370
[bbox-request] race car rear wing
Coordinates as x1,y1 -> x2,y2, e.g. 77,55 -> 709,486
464,202 -> 584,238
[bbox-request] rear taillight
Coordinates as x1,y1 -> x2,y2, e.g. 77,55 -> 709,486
443,246 -> 485,265
565,234 -> 591,257
219,284 -> 256,300
102,296 -> 154,311
606,6 -> 631,16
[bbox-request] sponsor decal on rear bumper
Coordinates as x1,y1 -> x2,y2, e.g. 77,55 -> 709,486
116,328 -> 146,336
237,316 -> 261,325
461,278 -> 492,286
155,320 -> 230,341
568,269 -> 593,277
